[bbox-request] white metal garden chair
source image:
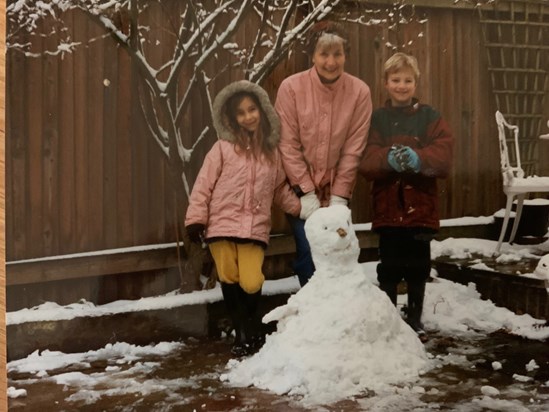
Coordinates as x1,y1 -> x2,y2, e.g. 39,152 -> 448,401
494,111 -> 549,253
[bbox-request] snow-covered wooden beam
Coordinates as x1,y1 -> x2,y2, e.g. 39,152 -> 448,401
5,222 -> 494,286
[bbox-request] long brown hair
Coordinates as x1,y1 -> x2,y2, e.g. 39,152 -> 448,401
224,91 -> 275,162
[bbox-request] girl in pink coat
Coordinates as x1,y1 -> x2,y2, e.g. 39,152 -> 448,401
185,80 -> 300,356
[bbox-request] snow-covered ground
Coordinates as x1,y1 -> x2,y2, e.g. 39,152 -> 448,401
7,215 -> 549,410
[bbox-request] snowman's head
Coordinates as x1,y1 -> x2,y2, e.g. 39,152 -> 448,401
304,205 -> 359,260
534,254 -> 549,280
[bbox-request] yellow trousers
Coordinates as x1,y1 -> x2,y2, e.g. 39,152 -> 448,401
208,240 -> 265,293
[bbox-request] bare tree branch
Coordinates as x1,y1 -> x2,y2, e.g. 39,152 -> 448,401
246,1 -> 270,75
250,0 -> 340,83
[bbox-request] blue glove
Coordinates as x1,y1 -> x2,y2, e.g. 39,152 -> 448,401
401,147 -> 421,173
387,149 -> 404,172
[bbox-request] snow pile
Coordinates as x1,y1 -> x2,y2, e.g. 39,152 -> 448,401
7,341 -> 185,375
422,277 -> 548,340
432,236 -> 549,259
8,341 -> 191,406
222,206 -> 429,404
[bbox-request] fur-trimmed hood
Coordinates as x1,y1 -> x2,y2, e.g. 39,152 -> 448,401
212,80 -> 280,148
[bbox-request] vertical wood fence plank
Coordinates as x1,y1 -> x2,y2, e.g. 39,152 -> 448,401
87,24 -> 105,251
147,3 -> 168,244
6,42 -> 26,260
74,11 -> 90,251
26,24 -> 44,259
116,48 -> 134,246
102,35 -> 119,249
42,18 -> 61,256
59,11 -> 76,253
132,77 -> 151,245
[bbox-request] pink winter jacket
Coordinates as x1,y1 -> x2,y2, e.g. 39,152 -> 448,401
185,81 -> 300,247
275,68 -> 372,202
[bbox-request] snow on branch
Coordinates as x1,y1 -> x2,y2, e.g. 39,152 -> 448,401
194,1 -> 254,69
249,0 -> 339,83
164,1 -> 239,91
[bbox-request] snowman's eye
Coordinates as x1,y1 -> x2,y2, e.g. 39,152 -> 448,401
323,225 -> 328,230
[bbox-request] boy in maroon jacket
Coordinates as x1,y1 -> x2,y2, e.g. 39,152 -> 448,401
359,53 -> 453,340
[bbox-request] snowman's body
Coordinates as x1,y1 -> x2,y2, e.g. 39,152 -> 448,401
223,206 -> 428,404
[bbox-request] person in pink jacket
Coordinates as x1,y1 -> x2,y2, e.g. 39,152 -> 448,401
185,80 -> 300,356
275,21 -> 372,286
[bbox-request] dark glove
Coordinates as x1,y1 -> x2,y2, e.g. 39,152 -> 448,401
186,224 -> 205,244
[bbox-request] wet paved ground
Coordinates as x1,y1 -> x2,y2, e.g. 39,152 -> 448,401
8,330 -> 549,412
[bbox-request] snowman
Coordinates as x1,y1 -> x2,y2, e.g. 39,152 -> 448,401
223,205 -> 429,405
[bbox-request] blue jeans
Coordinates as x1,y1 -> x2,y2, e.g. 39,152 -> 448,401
287,214 -> 315,286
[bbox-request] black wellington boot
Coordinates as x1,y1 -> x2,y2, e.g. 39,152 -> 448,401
239,286 -> 265,353
407,280 -> 427,342
379,282 -> 398,306
220,283 -> 249,356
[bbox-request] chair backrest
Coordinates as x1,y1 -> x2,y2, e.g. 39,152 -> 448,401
495,110 -> 525,186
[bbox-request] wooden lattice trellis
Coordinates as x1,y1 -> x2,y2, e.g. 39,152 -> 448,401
479,0 -> 549,175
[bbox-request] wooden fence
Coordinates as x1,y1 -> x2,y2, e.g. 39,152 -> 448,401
6,1 -> 549,308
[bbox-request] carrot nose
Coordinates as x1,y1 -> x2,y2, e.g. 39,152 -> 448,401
337,228 -> 347,237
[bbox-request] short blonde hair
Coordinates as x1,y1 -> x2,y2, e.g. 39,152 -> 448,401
384,52 -> 420,82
